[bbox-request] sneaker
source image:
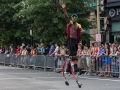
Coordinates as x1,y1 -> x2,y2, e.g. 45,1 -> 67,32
84,72 -> 87,75
61,72 -> 66,74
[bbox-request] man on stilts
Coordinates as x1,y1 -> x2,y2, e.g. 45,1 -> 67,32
61,3 -> 85,88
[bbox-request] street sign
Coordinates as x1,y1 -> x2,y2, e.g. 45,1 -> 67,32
90,2 -> 97,7
93,2 -> 97,7
96,34 -> 101,42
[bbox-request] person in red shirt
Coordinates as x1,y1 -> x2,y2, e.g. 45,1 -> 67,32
15,45 -> 21,55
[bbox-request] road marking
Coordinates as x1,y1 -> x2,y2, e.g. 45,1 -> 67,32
0,78 -> 30,80
0,76 -> 120,83
9,73 -> 45,74
33,76 -> 120,82
79,76 -> 120,82
30,76 -> 120,82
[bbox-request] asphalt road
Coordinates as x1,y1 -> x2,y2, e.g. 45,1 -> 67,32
0,66 -> 120,90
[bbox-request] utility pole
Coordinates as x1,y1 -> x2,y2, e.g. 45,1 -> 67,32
97,0 -> 100,34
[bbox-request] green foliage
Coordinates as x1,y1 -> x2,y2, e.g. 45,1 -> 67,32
0,0 -> 93,46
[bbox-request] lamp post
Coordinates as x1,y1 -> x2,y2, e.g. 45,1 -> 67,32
97,0 -> 100,34
30,28 -> 33,46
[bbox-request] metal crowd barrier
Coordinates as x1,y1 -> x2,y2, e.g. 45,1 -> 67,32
95,55 -> 120,78
0,54 -> 55,72
54,55 -> 120,78
0,54 -> 5,64
34,55 -> 46,70
54,56 -> 69,73
54,55 -> 93,74
0,54 -> 120,78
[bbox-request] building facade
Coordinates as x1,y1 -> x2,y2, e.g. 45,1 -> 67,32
106,0 -> 120,43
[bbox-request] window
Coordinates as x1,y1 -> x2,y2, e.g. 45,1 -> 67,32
112,22 -> 120,32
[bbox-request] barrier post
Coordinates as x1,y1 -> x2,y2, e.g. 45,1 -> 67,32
89,58 -> 92,76
16,55 -> 19,68
42,55 -> 46,72
4,54 -> 5,66
118,59 -> 120,78
53,57 -> 56,73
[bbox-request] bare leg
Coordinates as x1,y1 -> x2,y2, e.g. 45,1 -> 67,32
106,64 -> 110,77
92,59 -> 95,71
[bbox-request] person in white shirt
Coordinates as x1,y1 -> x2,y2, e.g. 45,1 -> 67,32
51,44 -> 59,56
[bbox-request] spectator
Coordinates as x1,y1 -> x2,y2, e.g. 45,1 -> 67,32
49,42 -> 55,55
57,45 -> 66,69
110,47 -> 118,78
51,43 -> 59,56
5,48 -> 9,54
81,45 -> 87,70
96,45 -> 105,76
10,45 -> 14,55
77,44 -> 84,68
84,45 -> 91,75
15,45 -> 21,55
53,44 -> 60,70
40,43 -> 45,55
21,46 -> 28,56
26,45 -> 31,55
92,42 -> 99,72
44,45 -> 49,55
104,43 -> 111,77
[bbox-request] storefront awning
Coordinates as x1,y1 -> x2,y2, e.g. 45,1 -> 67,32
107,0 -> 120,3
111,16 -> 120,22
107,1 -> 120,7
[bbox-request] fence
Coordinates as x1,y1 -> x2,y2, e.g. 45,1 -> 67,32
95,55 -> 120,78
54,55 -> 120,78
0,54 -> 55,72
0,54 -> 120,78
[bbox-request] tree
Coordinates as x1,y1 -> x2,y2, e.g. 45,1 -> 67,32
0,0 -> 93,47
14,0 -> 93,46
0,0 -> 31,47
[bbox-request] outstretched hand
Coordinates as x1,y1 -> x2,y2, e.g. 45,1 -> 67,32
61,4 -> 66,9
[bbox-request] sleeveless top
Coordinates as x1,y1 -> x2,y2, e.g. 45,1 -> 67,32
94,47 -> 98,55
77,49 -> 81,54
112,51 -> 116,55
60,49 -> 66,55
83,50 -> 88,55
32,50 -> 36,56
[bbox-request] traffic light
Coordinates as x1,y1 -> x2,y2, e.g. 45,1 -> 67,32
100,0 -> 107,12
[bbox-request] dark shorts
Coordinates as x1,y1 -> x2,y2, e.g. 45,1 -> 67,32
67,38 -> 78,56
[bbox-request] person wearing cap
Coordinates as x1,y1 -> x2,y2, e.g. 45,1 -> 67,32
61,3 -> 84,72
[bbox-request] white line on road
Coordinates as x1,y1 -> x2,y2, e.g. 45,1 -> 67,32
29,76 -> 120,82
0,72 -> 120,82
9,73 -> 45,74
0,76 -> 120,83
79,76 -> 120,82
0,78 -> 30,80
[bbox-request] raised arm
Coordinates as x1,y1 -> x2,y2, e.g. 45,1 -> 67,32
81,28 -> 85,33
61,4 -> 70,24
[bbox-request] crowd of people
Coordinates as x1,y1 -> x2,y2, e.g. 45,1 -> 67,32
0,42 -> 119,78
52,42 -> 120,78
